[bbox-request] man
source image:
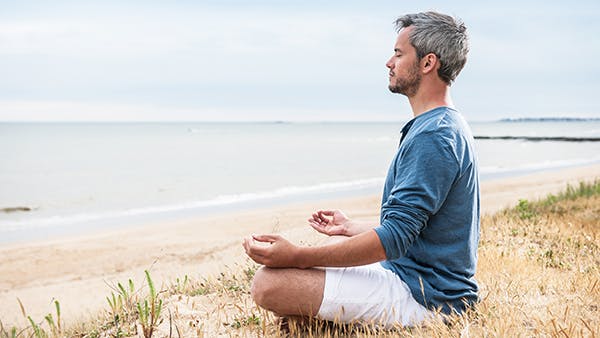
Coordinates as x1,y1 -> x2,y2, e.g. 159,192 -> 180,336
242,11 -> 479,327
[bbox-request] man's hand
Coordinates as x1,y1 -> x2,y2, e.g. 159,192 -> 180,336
308,210 -> 374,237
242,234 -> 303,268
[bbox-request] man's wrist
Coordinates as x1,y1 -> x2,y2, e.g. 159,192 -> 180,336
294,245 -> 313,269
342,220 -> 354,236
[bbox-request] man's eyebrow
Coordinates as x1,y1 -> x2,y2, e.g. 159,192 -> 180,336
394,48 -> 403,53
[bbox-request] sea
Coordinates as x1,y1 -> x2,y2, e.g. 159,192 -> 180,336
1,120 -> 599,244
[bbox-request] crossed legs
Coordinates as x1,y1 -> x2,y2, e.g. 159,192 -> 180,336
250,251 -> 432,328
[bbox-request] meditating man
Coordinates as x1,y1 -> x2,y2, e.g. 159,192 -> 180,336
243,11 -> 479,327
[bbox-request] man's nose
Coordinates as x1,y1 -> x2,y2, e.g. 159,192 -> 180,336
385,58 -> 394,69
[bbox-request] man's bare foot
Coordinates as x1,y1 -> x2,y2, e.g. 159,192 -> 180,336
276,316 -> 312,334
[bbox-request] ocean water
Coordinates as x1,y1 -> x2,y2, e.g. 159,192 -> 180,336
1,120 -> 599,243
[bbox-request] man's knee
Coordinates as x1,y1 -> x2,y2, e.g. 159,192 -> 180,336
250,266 -> 278,309
250,266 -> 325,316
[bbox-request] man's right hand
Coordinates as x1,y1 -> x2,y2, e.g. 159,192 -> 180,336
308,210 -> 373,237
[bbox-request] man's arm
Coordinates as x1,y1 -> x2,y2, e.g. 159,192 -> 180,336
242,230 -> 386,269
308,210 -> 376,237
375,131 -> 459,260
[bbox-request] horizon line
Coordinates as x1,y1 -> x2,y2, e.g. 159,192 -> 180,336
1,117 -> 599,124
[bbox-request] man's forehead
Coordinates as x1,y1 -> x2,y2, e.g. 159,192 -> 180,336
394,26 -> 413,49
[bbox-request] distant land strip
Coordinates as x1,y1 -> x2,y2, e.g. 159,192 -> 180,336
475,136 -> 600,142
498,117 -> 600,122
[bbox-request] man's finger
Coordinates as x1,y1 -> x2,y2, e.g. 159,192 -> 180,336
252,233 -> 280,243
310,221 -> 334,235
309,220 -> 327,229
243,236 -> 265,253
318,211 -> 330,223
244,240 -> 269,262
314,213 -> 326,223
242,236 -> 251,254
248,242 -> 267,257
309,223 -> 327,235
308,221 -> 320,230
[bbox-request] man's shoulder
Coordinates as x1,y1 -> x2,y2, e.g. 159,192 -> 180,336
404,107 -> 475,165
414,107 -> 462,131
407,108 -> 458,143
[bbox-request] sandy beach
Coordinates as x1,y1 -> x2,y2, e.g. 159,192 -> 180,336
1,164 -> 599,327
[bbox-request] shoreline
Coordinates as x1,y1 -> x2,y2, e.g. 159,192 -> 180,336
3,160 -> 600,247
1,164 -> 599,327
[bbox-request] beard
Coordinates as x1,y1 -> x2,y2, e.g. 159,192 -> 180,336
388,62 -> 421,97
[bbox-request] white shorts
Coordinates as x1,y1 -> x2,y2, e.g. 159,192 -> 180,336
317,263 -> 432,328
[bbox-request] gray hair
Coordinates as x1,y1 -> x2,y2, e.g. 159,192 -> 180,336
394,11 -> 469,85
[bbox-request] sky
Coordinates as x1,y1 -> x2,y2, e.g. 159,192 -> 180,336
1,0 -> 599,122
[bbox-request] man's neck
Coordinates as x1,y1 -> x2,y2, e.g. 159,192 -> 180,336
408,85 -> 454,118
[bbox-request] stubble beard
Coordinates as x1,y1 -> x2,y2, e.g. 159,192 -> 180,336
388,62 -> 422,97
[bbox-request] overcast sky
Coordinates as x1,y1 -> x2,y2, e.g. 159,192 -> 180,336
1,0 -> 599,122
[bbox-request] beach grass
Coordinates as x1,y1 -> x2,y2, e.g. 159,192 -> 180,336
1,180 -> 598,337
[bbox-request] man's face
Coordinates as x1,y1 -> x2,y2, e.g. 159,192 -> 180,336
386,27 -> 421,97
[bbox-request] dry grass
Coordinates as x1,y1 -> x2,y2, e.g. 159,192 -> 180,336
2,181 -> 598,337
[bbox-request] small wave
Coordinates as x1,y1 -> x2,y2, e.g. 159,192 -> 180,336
475,135 -> 600,142
0,178 -> 383,232
480,157 -> 600,175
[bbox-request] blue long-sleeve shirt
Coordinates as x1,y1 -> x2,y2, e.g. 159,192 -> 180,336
374,106 -> 480,315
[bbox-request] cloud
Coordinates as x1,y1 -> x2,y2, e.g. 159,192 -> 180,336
0,1 -> 599,121
0,99 -> 400,122
0,6 -> 390,92
0,8 -> 388,57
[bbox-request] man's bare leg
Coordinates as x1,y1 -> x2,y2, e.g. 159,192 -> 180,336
251,267 -> 325,316
250,235 -> 349,316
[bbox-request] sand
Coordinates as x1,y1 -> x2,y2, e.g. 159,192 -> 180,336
1,164 -> 599,327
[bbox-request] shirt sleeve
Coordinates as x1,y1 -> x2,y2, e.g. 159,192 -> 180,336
374,131 -> 459,260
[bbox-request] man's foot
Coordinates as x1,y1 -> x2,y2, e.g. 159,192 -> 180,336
275,316 -> 314,335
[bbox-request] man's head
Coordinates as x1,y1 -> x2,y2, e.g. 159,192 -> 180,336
387,11 -> 469,95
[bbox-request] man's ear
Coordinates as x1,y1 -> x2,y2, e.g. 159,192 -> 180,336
421,53 -> 439,74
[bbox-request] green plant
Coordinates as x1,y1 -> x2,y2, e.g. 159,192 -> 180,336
173,275 -> 189,294
102,278 -> 137,337
108,280 -> 135,314
27,316 -> 46,338
228,314 -> 260,329
120,279 -> 136,312
107,292 -> 123,318
136,270 -> 163,338
244,265 -> 258,281
542,180 -> 600,205
44,314 -> 56,337
0,320 -> 18,338
560,180 -> 600,200
516,198 -> 536,220
15,298 -> 60,338
43,301 -> 61,337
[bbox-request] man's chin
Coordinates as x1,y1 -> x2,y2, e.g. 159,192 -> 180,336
388,85 -> 402,95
